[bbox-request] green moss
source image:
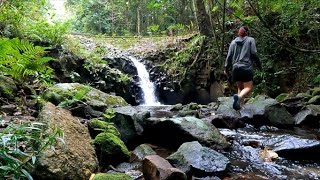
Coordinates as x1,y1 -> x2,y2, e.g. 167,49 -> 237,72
105,96 -> 128,107
93,132 -> 130,158
275,93 -> 289,102
89,119 -> 120,137
93,173 -> 132,180
44,83 -> 90,104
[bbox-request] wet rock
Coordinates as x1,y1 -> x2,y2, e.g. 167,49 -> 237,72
240,95 -> 294,127
0,75 -> 17,100
167,141 -> 229,177
144,116 -> 230,149
125,170 -> 144,180
116,162 -> 142,172
216,97 -> 240,119
170,103 -> 183,111
279,96 -> 304,115
143,155 -> 187,180
33,103 -> 98,180
294,105 -> 320,127
192,176 -> 220,180
263,134 -> 320,160
131,144 -> 157,162
112,106 -> 141,144
205,114 -> 245,129
178,110 -> 199,117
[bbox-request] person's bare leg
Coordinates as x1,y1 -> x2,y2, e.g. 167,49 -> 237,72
239,81 -> 253,102
236,81 -> 244,95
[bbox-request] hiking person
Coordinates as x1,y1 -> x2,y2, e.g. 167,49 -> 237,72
224,26 -> 262,110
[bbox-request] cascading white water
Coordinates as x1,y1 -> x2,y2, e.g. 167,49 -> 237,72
128,56 -> 160,106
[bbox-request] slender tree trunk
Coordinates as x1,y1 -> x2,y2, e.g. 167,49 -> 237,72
221,0 -> 227,57
195,0 -> 213,36
191,0 -> 199,32
137,3 -> 141,35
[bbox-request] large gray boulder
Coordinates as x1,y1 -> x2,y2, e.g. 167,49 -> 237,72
294,105 -> 320,127
240,95 -> 294,127
33,103 -> 98,180
264,134 -> 320,160
144,116 -> 230,149
167,141 -> 229,176
112,106 -> 150,144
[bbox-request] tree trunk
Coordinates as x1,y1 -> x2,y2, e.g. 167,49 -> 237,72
195,0 -> 213,37
137,5 -> 141,35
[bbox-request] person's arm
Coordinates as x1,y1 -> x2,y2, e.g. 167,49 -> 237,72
225,42 -> 234,72
250,38 -> 262,70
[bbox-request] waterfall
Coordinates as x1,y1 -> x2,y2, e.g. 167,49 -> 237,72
128,56 -> 160,106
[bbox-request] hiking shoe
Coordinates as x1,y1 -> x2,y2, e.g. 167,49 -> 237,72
233,94 -> 241,110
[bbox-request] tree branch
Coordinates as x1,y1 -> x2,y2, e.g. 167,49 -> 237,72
247,0 -> 320,54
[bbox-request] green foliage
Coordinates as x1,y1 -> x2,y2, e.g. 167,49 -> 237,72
147,24 -> 161,35
22,20 -> 71,45
314,74 -> 320,85
89,119 -> 120,138
0,0 -> 69,44
163,35 -> 205,79
0,38 -> 54,83
57,86 -> 90,108
167,23 -> 187,35
0,122 -> 64,179
103,109 -> 116,122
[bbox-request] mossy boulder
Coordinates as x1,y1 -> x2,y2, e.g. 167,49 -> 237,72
93,132 -> 130,166
93,173 -> 132,180
0,75 -> 17,100
89,119 -> 121,138
44,83 -> 128,117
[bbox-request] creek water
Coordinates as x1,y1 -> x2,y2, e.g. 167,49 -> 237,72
128,56 -> 160,106
134,105 -> 320,179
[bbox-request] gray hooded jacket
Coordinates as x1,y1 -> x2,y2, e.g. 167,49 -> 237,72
225,36 -> 261,71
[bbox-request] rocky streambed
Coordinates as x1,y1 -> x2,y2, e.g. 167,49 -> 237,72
3,83 -> 315,179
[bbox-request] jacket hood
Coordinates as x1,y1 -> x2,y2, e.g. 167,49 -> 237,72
235,36 -> 247,45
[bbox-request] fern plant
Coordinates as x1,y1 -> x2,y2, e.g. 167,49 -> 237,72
0,38 -> 54,83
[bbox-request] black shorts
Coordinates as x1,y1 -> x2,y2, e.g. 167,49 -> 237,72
232,67 -> 253,82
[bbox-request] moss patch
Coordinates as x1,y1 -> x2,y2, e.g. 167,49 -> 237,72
93,132 -> 130,166
89,119 -> 120,137
93,173 -> 132,180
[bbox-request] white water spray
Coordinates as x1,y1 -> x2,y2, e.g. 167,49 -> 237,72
128,56 -> 160,106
